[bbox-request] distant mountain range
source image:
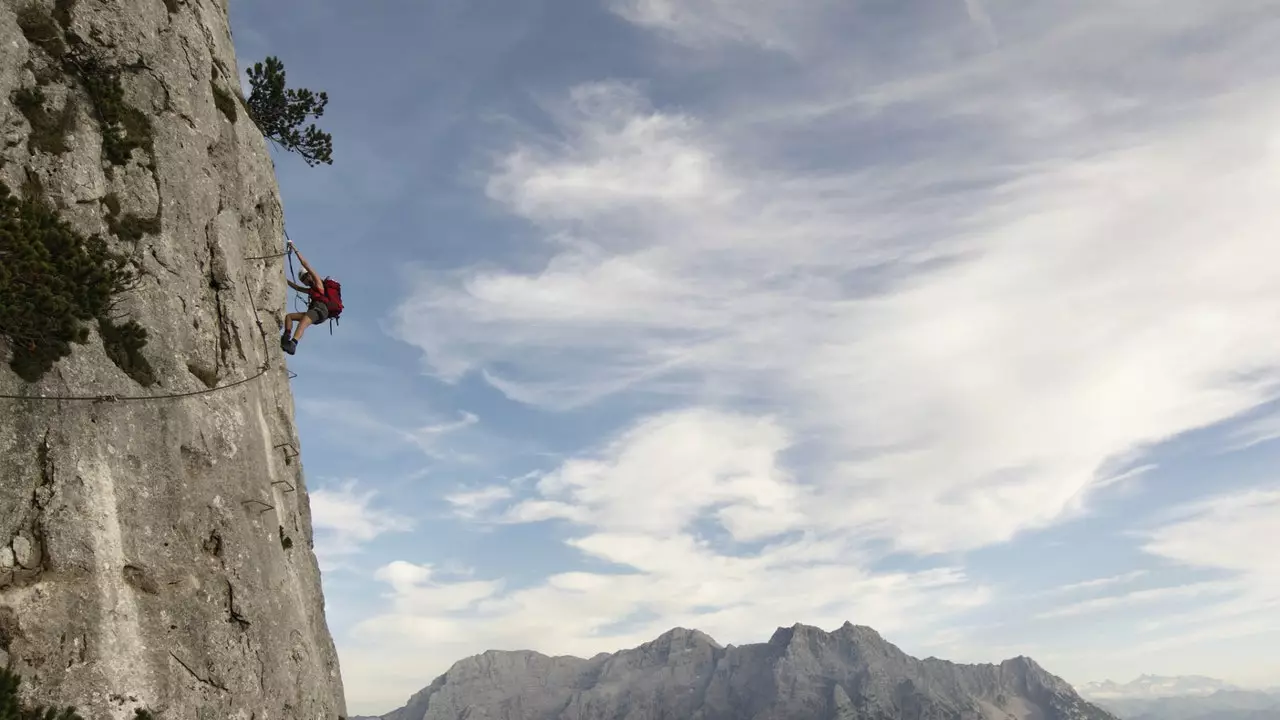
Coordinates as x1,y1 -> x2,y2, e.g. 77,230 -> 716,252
1080,675 -> 1244,699
365,622 -> 1119,720
1076,675 -> 1280,720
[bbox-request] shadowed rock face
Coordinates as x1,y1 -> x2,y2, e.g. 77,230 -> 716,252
0,0 -> 345,717
382,623 -> 1120,720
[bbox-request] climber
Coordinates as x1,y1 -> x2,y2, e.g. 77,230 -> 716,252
281,241 -> 343,355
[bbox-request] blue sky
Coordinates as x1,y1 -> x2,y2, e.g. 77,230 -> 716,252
227,0 -> 1280,714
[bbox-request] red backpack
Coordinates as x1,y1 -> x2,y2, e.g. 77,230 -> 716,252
308,277 -> 343,326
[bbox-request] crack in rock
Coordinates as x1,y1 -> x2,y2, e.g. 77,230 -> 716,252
225,578 -> 250,629
170,651 -> 229,693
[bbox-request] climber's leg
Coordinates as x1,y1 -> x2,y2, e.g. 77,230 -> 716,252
293,303 -> 328,342
293,314 -> 314,342
282,312 -> 302,348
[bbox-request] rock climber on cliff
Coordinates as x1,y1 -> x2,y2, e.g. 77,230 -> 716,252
281,240 -> 343,355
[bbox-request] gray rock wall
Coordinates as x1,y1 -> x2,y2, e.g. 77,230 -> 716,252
0,0 -> 346,718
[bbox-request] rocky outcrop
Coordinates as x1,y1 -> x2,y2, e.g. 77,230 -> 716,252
0,0 -> 345,718
380,623 -> 1119,720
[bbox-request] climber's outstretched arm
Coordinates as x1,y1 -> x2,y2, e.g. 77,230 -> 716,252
288,241 -> 319,281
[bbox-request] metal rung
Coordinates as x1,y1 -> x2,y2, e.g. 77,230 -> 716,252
271,479 -> 296,493
272,442 -> 298,464
241,499 -> 274,514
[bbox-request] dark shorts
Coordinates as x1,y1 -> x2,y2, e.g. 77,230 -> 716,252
305,300 -> 330,324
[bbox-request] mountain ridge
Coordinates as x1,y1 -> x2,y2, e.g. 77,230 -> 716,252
1079,675 -> 1243,699
1077,675 -> 1280,720
376,622 -> 1119,720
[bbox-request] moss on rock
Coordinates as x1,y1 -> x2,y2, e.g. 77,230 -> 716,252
12,85 -> 77,155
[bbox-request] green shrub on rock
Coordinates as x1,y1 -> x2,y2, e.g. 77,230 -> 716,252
0,183 -> 138,382
69,50 -> 153,166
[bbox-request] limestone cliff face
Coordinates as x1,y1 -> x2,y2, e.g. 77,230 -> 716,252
0,0 -> 345,718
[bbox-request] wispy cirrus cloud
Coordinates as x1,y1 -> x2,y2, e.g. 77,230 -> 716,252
365,0 -> 1280,710
297,398 -> 478,459
1225,409 -> 1280,452
1017,489 -> 1280,675
1034,581 -> 1238,620
1040,571 -> 1150,597
604,0 -> 823,52
310,479 -> 415,571
394,45 -> 1280,559
444,485 -> 514,520
1140,489 -> 1280,601
347,409 -> 991,707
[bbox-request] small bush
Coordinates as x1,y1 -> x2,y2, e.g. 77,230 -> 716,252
12,85 -> 77,155
0,183 -> 138,382
70,51 -> 153,166
244,56 -> 333,166
16,7 -> 153,167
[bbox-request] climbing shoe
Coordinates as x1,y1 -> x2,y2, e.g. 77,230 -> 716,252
283,339 -> 298,355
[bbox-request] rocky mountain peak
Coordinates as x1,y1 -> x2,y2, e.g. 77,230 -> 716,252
374,622 -> 1121,720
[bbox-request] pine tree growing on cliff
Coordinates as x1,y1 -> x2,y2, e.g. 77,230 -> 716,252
244,56 -> 333,166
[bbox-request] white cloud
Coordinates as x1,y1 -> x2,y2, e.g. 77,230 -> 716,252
444,485 -> 513,520
298,398 -> 478,459
1141,489 -> 1280,590
310,480 -> 414,571
343,409 -> 991,711
370,0 -> 1280,712
502,409 -> 805,542
1225,409 -> 1280,452
962,0 -> 997,46
1042,571 -> 1149,596
1034,581 -> 1237,620
395,32 -> 1280,558
1028,490 -> 1280,677
605,0 -> 820,52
